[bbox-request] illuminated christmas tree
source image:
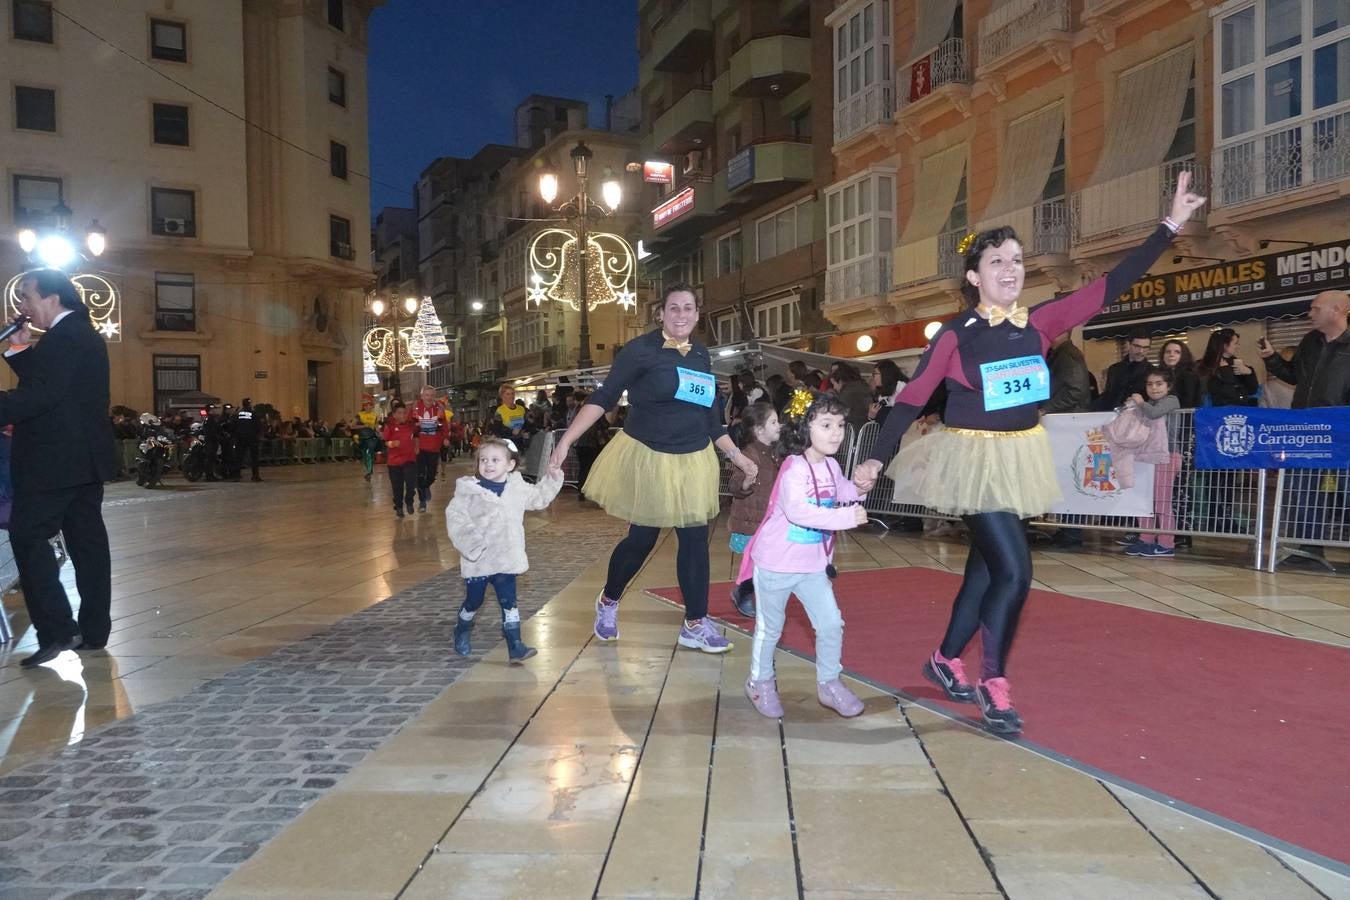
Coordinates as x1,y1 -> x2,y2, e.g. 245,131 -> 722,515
412,296 -> 450,357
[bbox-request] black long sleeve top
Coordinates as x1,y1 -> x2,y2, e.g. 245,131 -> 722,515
586,328 -> 727,453
866,223 -> 1177,464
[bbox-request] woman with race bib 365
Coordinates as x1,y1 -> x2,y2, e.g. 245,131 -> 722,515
548,283 -> 758,652
852,173 -> 1206,734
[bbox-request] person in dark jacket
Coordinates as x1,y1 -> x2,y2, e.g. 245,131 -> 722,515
1259,291 -> 1350,568
1198,328 -> 1258,406
1042,333 -> 1091,415
233,398 -> 262,482
1258,291 -> 1350,409
1159,339 -> 1203,408
1093,330 -> 1152,410
867,359 -> 906,427
0,269 -> 117,667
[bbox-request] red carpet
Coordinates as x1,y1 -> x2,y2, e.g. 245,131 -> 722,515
649,568 -> 1350,866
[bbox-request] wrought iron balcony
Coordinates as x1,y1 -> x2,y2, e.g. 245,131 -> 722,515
978,0 -> 1071,74
894,228 -> 965,286
1071,160 -> 1208,244
1213,110 -> 1350,209
825,255 -> 892,306
897,38 -> 970,113
834,81 -> 895,146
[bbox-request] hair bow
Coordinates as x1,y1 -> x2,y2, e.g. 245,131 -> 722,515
785,388 -> 814,420
503,439 -> 519,454
956,232 -> 977,256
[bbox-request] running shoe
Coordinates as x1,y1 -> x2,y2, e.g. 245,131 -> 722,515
1139,543 -> 1175,558
1123,540 -> 1154,556
817,679 -> 864,717
1115,531 -> 1140,546
593,595 -> 619,642
677,617 -> 733,654
745,677 -> 784,718
922,653 -> 976,703
975,677 -> 1022,734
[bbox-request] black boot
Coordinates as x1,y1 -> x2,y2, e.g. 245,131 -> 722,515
453,617 -> 473,656
730,580 -> 756,618
502,622 -> 536,663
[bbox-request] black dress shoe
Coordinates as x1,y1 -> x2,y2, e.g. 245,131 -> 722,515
20,635 -> 82,668
75,641 -> 107,652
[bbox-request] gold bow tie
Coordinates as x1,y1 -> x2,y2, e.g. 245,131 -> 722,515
979,303 -> 1028,328
661,333 -> 692,356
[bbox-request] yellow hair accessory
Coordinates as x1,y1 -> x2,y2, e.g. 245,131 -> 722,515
956,232 -> 977,256
785,388 -> 814,420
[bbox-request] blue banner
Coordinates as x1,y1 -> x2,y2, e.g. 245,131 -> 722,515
1194,407 -> 1350,469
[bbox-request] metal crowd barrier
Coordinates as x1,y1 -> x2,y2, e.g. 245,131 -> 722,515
1267,469 -> 1349,571
708,412 -> 1279,570
113,436 -> 359,479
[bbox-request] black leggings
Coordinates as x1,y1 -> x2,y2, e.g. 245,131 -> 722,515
604,523 -> 710,620
939,511 -> 1033,680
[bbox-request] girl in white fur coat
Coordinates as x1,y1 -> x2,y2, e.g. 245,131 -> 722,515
445,437 -> 563,661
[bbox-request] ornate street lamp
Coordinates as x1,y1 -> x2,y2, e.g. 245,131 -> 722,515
528,140 -> 634,370
15,201 -> 107,271
364,294 -> 421,401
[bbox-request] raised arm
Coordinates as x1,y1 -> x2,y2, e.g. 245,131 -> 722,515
1031,171 -> 1207,341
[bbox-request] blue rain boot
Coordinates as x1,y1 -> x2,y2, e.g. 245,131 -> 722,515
502,622 -> 536,663
453,617 -> 473,656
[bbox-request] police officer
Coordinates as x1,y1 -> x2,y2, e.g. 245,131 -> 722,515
219,403 -> 238,480
202,404 -> 223,481
234,398 -> 262,482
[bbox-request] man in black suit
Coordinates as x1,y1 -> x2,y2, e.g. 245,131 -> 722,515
0,269 -> 116,667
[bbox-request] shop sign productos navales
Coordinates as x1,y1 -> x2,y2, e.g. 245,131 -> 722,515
1090,240 -> 1350,326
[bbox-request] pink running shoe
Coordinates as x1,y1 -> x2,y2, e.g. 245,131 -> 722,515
744,677 -> 784,718
593,594 -> 619,642
975,677 -> 1022,734
922,652 -> 976,703
817,679 -> 864,717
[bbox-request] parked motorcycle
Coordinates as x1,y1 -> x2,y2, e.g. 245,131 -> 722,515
180,422 -> 209,482
135,413 -> 174,489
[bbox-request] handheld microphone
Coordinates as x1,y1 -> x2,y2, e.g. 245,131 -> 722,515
0,315 -> 30,343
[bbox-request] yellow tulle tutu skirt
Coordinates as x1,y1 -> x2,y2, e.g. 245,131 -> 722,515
583,430 -> 721,528
885,424 -> 1061,518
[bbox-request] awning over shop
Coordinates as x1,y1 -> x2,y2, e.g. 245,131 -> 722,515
1082,237 -> 1350,339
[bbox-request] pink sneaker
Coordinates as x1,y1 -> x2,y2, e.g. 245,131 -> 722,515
817,679 -> 864,717
975,677 -> 1022,734
744,677 -> 784,718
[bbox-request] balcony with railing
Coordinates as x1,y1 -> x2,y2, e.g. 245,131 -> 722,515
1212,109 -> 1350,214
977,0 -> 1071,92
834,81 -> 895,146
824,255 -> 893,316
896,38 -> 972,134
987,198 -> 1070,259
652,87 -> 715,153
894,228 -> 965,287
1071,160 -> 1207,249
650,0 -> 714,73
728,34 -> 812,98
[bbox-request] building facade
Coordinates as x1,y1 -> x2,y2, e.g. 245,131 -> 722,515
637,0 -> 834,354
416,96 -> 646,423
820,0 -> 1350,381
1,0 -> 379,421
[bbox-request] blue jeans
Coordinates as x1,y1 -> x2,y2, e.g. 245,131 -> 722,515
462,572 -> 518,617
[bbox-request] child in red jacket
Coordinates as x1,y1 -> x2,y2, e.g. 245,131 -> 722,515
381,404 -> 418,518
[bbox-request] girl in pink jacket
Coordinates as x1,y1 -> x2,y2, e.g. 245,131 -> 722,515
738,392 -> 869,719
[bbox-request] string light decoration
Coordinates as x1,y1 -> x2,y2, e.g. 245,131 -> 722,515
411,296 -> 450,357
5,270 -> 121,342
362,345 -> 380,386
526,228 -> 637,312
363,325 -> 424,371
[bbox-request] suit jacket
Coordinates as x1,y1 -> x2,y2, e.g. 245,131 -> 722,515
0,310 -> 117,493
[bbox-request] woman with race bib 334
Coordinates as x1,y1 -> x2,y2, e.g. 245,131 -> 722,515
853,172 -> 1207,734
548,283 -> 758,652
